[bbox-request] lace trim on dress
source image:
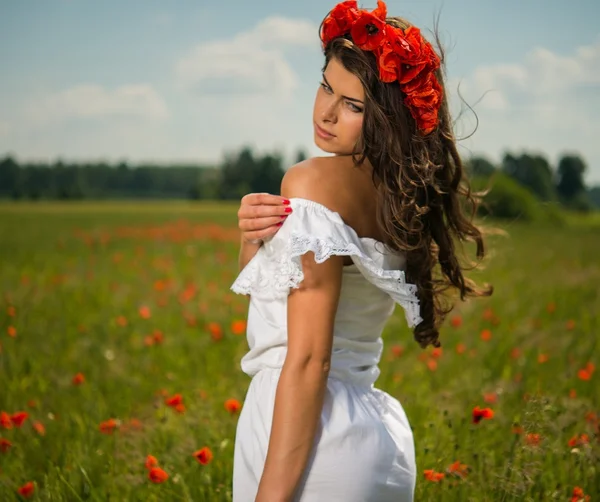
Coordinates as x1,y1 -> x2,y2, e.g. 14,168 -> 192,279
230,231 -> 424,328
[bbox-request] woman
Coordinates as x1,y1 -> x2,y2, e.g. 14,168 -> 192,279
231,1 -> 493,500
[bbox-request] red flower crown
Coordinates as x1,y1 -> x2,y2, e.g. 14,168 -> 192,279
321,0 -> 443,135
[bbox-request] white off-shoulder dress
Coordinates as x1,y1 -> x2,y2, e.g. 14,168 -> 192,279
230,197 -> 423,502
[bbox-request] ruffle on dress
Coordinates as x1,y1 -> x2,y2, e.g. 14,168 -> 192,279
230,197 -> 423,328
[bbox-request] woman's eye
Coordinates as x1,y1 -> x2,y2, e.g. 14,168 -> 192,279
347,102 -> 363,113
320,82 -> 332,93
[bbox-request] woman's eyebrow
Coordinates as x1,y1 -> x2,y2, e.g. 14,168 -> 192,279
322,74 -> 364,104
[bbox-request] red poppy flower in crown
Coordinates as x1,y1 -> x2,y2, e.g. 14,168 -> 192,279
320,0 -> 443,135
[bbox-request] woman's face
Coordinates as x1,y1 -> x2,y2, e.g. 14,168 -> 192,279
312,56 -> 365,155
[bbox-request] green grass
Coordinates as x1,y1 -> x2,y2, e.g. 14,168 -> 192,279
0,201 -> 598,501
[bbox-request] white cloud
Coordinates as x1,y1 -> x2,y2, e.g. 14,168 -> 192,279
174,16 -> 319,100
22,84 -> 169,127
448,36 -> 600,181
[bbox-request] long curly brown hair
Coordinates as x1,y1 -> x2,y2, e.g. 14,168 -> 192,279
320,14 -> 494,349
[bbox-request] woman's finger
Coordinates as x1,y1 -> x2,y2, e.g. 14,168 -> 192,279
239,215 -> 287,232
243,221 -> 285,243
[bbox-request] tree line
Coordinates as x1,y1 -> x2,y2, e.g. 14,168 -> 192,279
465,152 -> 597,213
0,147 -> 598,216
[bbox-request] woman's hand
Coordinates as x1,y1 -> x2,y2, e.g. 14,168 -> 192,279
238,193 -> 292,244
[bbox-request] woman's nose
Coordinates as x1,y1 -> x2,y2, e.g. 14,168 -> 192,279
321,102 -> 337,123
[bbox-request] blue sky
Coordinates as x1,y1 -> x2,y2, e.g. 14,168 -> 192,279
1,0 -> 599,182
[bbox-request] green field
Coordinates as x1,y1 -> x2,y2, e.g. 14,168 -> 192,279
1,201 -> 598,501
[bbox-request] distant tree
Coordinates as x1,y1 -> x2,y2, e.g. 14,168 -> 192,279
501,152 -> 556,201
0,155 -> 21,198
218,146 -> 285,200
589,186 -> 600,209
465,156 -> 496,178
295,148 -> 308,164
219,147 -> 255,200
252,152 -> 285,195
190,168 -> 221,200
556,154 -> 587,201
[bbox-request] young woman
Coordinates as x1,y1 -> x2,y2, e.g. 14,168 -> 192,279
231,1 -> 493,500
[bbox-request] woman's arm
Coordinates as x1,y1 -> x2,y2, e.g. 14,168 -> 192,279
238,234 -> 262,272
255,253 -> 343,502
255,164 -> 344,502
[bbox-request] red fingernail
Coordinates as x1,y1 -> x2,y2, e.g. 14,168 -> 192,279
276,222 -> 283,226
282,199 -> 290,205
284,207 -> 293,213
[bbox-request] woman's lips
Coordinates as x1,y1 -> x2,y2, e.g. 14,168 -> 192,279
314,123 -> 335,139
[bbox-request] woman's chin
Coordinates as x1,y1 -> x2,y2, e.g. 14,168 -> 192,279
314,135 -> 337,154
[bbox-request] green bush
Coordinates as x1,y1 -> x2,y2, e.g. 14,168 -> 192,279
470,173 -> 543,221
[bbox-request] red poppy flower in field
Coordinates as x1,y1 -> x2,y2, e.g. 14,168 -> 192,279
7,326 -> 17,338
511,425 -> 524,434
450,315 -> 462,328
207,322 -> 223,341
455,343 -> 466,354
578,368 -> 592,381
148,466 -> 169,483
139,305 -> 151,319
152,330 -> 164,344
566,319 -> 576,331
568,434 -> 589,448
584,411 -> 598,424
0,438 -> 12,453
423,469 -> 444,482
32,421 -> 46,436
193,446 -> 214,465
165,394 -> 183,408
72,372 -> 85,385
510,348 -> 520,359
431,347 -> 442,359
390,344 -> 404,358
7,305 -> 16,317
224,399 -> 242,414
231,320 -> 247,336
426,359 -> 437,372
116,315 -> 127,327
447,460 -> 468,478
569,389 -> 577,399
482,307 -> 495,321
525,433 -> 542,446
1,411 -> 13,429
483,392 -> 497,404
472,406 -> 494,424
537,353 -> 549,364
17,481 -> 35,498
145,455 -> 159,470
10,411 -> 28,428
480,329 -> 492,341
99,418 -> 118,434
571,486 -> 590,502
128,418 -> 143,430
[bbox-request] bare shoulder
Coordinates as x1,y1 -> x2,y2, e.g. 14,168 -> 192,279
280,156 -> 355,215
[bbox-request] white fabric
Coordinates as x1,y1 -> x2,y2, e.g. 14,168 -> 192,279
230,197 -> 421,501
